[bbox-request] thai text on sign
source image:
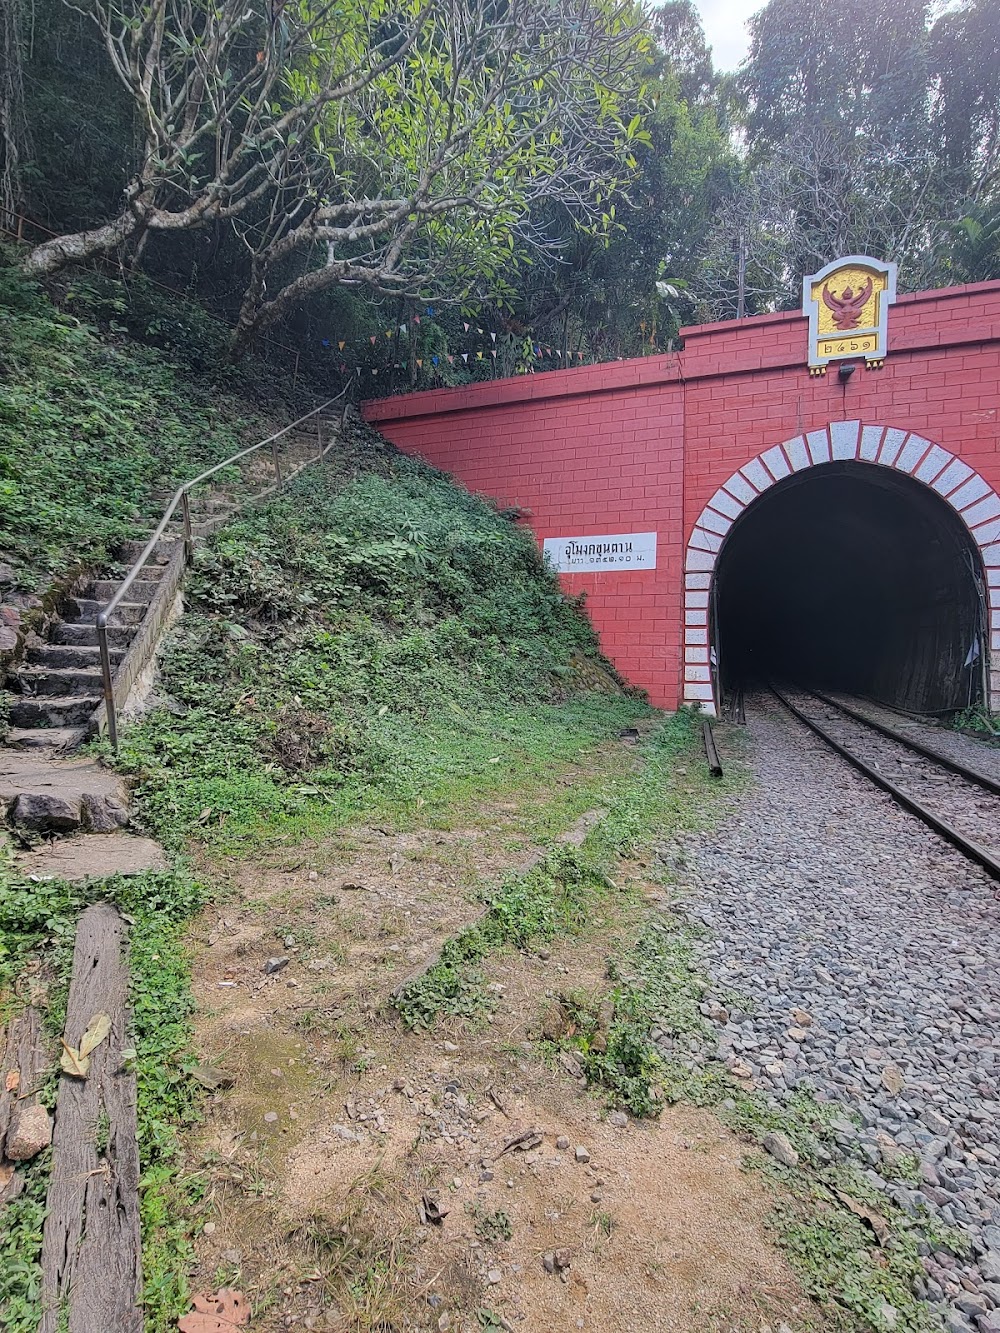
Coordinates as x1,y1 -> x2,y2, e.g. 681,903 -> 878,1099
543,531 -> 657,573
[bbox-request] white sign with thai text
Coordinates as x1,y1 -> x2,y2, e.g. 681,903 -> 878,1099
543,531 -> 657,573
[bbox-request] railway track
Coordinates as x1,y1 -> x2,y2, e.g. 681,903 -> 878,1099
769,684 -> 1000,881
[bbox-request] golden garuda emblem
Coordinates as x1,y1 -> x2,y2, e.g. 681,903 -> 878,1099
802,256 -> 897,374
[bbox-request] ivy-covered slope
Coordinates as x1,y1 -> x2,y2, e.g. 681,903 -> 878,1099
0,257 -> 292,590
114,428 -> 646,848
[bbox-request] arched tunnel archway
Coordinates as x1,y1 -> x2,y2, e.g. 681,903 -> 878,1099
711,461 -> 988,713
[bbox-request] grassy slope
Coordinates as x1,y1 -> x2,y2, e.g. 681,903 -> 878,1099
0,257 -> 299,591
111,426 -> 649,849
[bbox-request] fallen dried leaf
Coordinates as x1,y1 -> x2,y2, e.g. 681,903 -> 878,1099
5,1070 -> 19,1093
498,1127 -> 543,1156
832,1188 -> 890,1245
80,1012 -> 112,1059
178,1288 -> 250,1332
60,1040 -> 89,1080
190,1065 -> 236,1091
421,1192 -> 449,1225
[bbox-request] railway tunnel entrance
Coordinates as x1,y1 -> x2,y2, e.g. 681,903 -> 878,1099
712,461 -> 988,715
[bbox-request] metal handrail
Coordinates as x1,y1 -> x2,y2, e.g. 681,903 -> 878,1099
97,379 -> 355,749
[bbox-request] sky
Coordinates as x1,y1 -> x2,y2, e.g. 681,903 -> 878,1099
695,0 -> 759,72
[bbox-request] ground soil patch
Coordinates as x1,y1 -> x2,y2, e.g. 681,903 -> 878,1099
179,776 -> 827,1333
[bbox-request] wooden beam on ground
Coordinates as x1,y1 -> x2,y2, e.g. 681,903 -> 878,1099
0,1006 -> 51,1204
702,721 -> 723,779
40,903 -> 142,1333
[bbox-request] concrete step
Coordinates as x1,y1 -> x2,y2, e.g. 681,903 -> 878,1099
12,666 -> 104,697
66,598 -> 147,626
1,752 -> 128,832
27,643 -> 124,670
116,537 -> 178,564
87,579 -> 161,604
8,694 -> 102,728
5,726 -> 87,752
51,622 -> 135,649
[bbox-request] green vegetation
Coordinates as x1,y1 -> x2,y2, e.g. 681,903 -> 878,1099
772,1187 -> 938,1332
0,862 -> 206,1332
951,707 -> 1000,737
0,258 -> 291,590
395,709 -> 723,1034
112,443 -> 646,850
471,1208 -> 513,1244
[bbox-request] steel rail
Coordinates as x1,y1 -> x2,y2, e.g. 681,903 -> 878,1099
769,684 -> 1000,883
97,379 -> 354,750
804,687 -> 1000,797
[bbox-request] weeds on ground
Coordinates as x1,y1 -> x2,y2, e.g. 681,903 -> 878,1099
294,1169 -> 413,1332
0,859 -> 206,1332
395,709 -> 719,1033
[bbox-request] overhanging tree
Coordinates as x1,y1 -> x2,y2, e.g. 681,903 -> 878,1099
22,0 -> 649,353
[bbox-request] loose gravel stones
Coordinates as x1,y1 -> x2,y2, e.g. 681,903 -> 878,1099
675,695 -> 1000,1330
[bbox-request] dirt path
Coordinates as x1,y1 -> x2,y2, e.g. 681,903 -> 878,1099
179,758 -> 825,1333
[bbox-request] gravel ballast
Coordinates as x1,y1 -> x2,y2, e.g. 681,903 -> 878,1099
678,694 -> 1000,1333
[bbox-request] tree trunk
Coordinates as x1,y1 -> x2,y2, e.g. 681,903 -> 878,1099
21,213 -> 138,277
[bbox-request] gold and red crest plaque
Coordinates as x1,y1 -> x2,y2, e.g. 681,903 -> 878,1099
802,256 -> 897,374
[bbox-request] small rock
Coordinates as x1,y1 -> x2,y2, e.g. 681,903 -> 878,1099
554,1248 -> 572,1270
762,1131 -> 799,1169
203,1221 -> 217,1236
221,1249 -> 242,1264
11,792 -> 82,833
307,870 -> 319,882
543,1252 -> 557,1274
791,1008 -> 813,1027
443,1041 -> 458,1054
875,1301 -> 899,1329
264,956 -> 290,975
956,1293 -> 988,1318
881,1065 -> 904,1097
486,1268 -> 502,1284
608,1111 -> 628,1129
556,1136 -> 570,1150
5,1103 -> 53,1160
786,1026 -> 809,1042
923,1108 -> 951,1136
437,1315 -> 452,1332
575,1146 -> 591,1163
263,1111 -> 279,1124
590,1190 -> 603,1203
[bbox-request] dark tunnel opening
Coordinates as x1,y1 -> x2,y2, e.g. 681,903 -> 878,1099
714,462 -> 987,714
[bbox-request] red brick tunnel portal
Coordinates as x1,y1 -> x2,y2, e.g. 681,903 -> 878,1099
363,279 -> 1000,715
713,462 -> 986,714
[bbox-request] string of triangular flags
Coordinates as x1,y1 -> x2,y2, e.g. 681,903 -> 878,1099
316,304 -> 645,379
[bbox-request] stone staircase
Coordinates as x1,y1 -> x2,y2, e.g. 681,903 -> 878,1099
1,407 -> 340,869
6,542 -> 170,752
3,492 -> 241,754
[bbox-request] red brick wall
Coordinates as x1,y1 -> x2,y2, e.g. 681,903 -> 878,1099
363,282 -> 1000,709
